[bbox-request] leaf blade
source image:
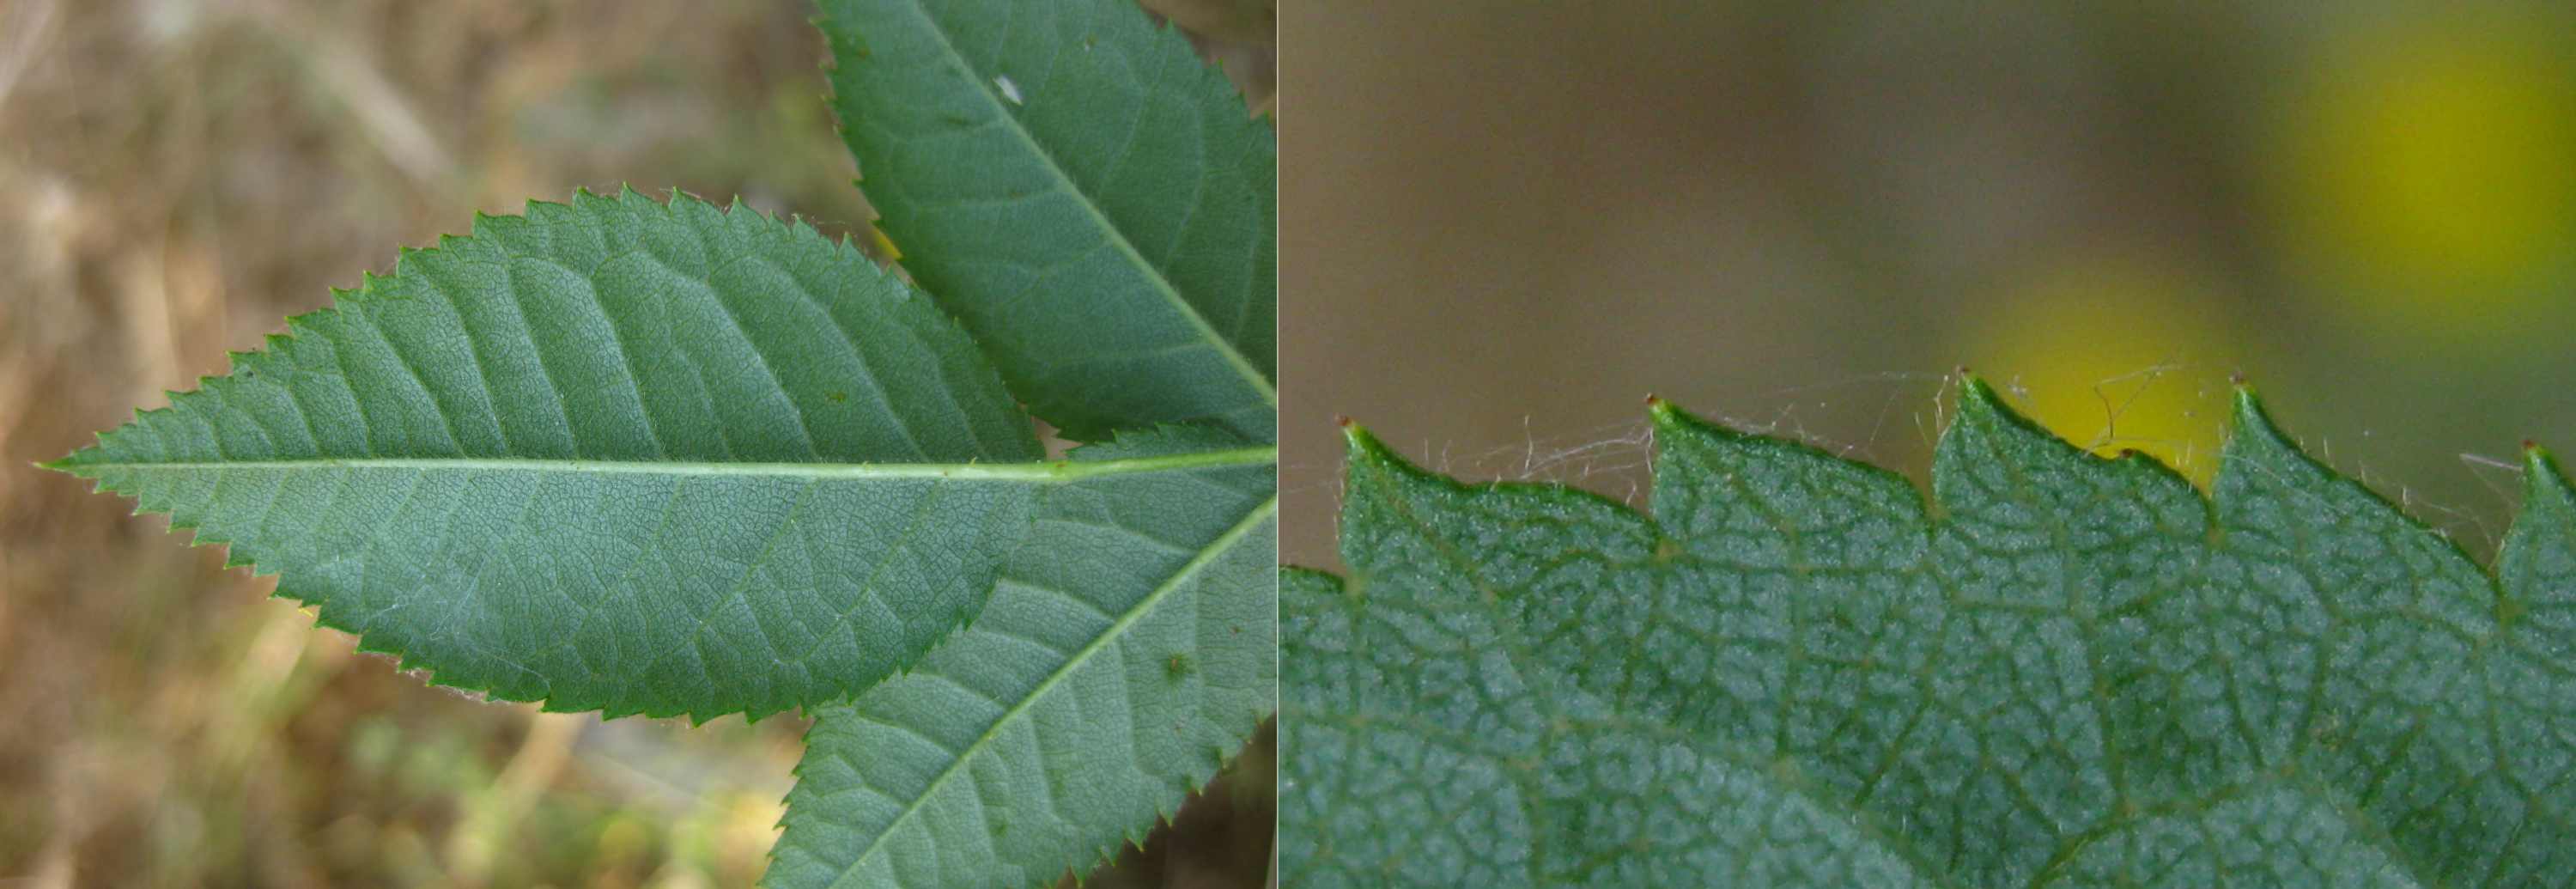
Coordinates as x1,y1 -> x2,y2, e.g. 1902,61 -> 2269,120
769,426 -> 1278,889
818,0 -> 1277,441
52,189 -> 1066,722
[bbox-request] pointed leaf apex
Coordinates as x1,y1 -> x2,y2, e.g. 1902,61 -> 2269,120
1952,373 -> 2014,425
1646,397 -> 1686,431
2229,383 -> 2282,441
1340,421 -> 1422,475
2231,373 -> 2263,402
1340,418 -> 1376,450
2524,443 -> 2573,510
1644,397 -> 1720,437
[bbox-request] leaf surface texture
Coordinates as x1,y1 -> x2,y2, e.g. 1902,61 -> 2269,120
1283,380 -> 2576,888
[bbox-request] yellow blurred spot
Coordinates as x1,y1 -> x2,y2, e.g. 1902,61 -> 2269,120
594,813 -> 651,868
2272,15 -> 2576,335
1966,258 -> 2234,483
868,223 -> 902,260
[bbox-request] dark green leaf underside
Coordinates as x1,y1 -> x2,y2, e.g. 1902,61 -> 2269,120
819,0 -> 1277,442
52,188 -> 1061,722
1285,380 -> 2576,888
770,425 -> 1277,889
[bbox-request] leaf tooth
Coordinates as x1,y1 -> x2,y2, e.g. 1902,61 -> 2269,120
2522,441 -> 2569,503
1337,421 -> 1477,515
528,190 -> 578,216
2215,380 -> 2306,484
1934,369 -> 2108,500
2500,441 -> 2576,612
785,212 -> 823,244
389,241 -> 429,274
2223,377 -> 2294,458
573,184 -> 620,210
351,270 -> 392,301
1647,396 -> 1933,557
276,302 -> 337,337
2212,383 -> 2415,542
1337,421 -> 1419,478
1948,371 -> 2049,441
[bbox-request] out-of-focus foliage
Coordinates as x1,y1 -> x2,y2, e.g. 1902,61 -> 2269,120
2269,9 -> 2576,337
1284,2 -> 2576,566
0,2 -> 1272,886
1963,258 -> 2239,480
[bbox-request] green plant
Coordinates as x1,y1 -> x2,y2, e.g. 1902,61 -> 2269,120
1284,376 -> 2576,886
44,1 -> 1275,886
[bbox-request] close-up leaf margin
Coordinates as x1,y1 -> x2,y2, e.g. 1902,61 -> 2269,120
1283,374 -> 2576,887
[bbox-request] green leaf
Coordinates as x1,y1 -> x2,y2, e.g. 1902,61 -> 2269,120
1282,379 -> 2576,887
818,0 -> 1277,442
42,188 -> 1273,722
769,425 -> 1277,889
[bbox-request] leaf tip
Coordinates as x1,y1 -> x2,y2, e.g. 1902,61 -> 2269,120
1644,394 -> 1680,423
1951,371 -> 2014,425
1643,396 -> 1728,443
2524,441 -> 2573,506
569,186 -> 620,214
1340,421 -> 1406,470
2230,371 -> 2266,404
2227,381 -> 2283,442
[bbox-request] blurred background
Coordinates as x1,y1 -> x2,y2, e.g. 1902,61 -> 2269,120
0,1 -> 1273,886
1281,2 -> 2576,566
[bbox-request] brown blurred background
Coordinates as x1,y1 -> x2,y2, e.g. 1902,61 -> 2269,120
1281,3 -> 2576,566
0,1 -> 1272,886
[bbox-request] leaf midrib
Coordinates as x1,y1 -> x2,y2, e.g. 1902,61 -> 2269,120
876,0 -> 1276,405
49,446 -> 1278,482
823,495 -> 1279,889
